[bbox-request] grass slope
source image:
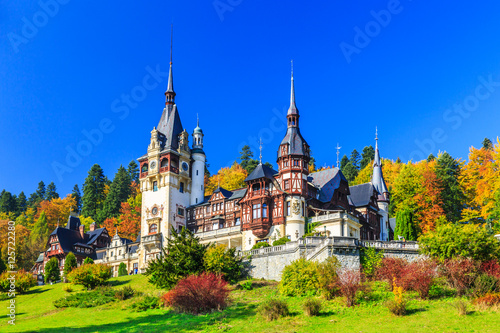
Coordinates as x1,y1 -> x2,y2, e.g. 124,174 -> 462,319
1,276 -> 499,332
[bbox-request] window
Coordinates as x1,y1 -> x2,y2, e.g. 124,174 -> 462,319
196,170 -> 199,175
119,250 -> 122,255
149,224 -> 157,234
293,159 -> 299,166
252,204 -> 261,219
206,206 -> 210,213
213,222 -> 219,230
286,201 -> 291,216
161,158 -> 168,168
111,251 -> 114,257
177,208 -> 184,216
284,180 -> 290,190
235,217 -> 241,226
141,164 -> 148,172
153,181 -> 158,192
196,198 -> 198,204
180,182 -> 184,193
262,204 -> 268,218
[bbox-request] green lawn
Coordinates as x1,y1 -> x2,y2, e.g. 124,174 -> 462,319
1,275 -> 499,333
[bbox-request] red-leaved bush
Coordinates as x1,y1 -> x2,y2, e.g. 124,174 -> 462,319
375,258 -> 408,288
400,260 -> 437,299
162,272 -> 230,314
441,258 -> 479,296
472,293 -> 500,308
481,260 -> 500,279
338,269 -> 365,307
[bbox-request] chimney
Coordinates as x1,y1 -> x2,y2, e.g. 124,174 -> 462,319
90,222 -> 96,232
79,224 -> 85,239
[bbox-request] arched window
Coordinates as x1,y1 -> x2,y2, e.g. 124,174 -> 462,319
149,224 -> 158,234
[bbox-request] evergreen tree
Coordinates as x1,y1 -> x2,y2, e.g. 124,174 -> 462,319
435,152 -> 465,223
350,149 -> 361,170
482,137 -> 493,150
81,164 -> 107,222
396,157 -> 402,164
427,154 -> 436,162
99,166 -> 131,221
118,262 -> 128,276
127,160 -> 139,184
45,182 -> 59,200
395,209 -> 417,241
44,257 -> 60,283
309,156 -> 317,171
340,155 -> 349,170
16,191 -> 27,215
71,184 -> 82,213
36,181 -> 46,201
360,145 -> 375,170
239,145 -> 254,172
63,252 -> 78,277
83,257 -> 94,264
343,162 -> 358,183
0,190 -> 17,214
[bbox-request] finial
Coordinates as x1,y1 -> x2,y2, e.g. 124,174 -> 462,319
375,126 -> 378,141
291,59 -> 293,79
170,24 -> 173,65
336,143 -> 342,169
197,113 -> 199,127
259,138 -> 263,164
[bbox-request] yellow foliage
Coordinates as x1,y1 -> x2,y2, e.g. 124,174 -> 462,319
205,162 -> 248,195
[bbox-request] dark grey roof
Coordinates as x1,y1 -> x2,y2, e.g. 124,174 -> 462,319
128,245 -> 139,254
278,127 -> 309,157
35,253 -> 44,263
50,227 -> 84,253
86,228 -> 106,245
228,188 -> 247,200
308,168 -> 346,202
372,138 -> 389,198
213,187 -> 233,198
66,216 -> 81,231
191,148 -> 205,155
135,232 -> 141,243
244,163 -> 278,182
349,183 -> 377,207
95,250 -> 106,260
74,242 -> 93,248
288,73 -> 298,115
157,103 -> 183,151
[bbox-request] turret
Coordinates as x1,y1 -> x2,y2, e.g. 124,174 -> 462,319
191,117 -> 206,205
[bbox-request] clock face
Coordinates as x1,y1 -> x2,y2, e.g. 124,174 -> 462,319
182,162 -> 189,171
150,161 -> 157,169
152,207 -> 158,216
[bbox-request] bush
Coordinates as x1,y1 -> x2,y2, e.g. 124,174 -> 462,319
145,226 -> 208,290
252,242 -> 271,250
130,295 -> 160,312
386,278 -> 407,316
471,274 -> 499,297
279,258 -> 319,296
272,237 -> 290,246
67,263 -> 112,290
83,257 -> 94,265
450,299 -> 469,316
240,280 -> 253,290
361,247 -> 384,280
303,297 -> 322,316
376,257 -> 408,288
162,272 -> 229,314
258,298 -> 289,321
419,223 -> 500,262
400,260 -> 437,299
54,287 -> 115,308
204,244 -> 242,284
115,286 -> 135,300
0,270 -> 36,294
44,257 -> 60,283
63,252 -> 77,278
441,258 -> 479,296
62,284 -> 74,293
481,260 -> 500,279
118,263 -> 128,277
317,256 -> 341,299
472,293 -> 500,308
338,269 -> 365,307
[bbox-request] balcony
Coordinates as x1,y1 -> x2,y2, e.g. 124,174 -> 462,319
195,226 -> 241,240
310,212 -> 359,225
142,233 -> 162,251
140,171 -> 148,178
247,189 -> 271,198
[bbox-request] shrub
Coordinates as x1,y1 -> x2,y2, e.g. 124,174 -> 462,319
361,247 -> 384,280
204,244 -> 242,284
279,258 -> 319,296
162,272 -> 229,314
145,226 -> 208,290
450,299 -> 468,316
471,274 -> 499,297
63,252 -> 77,278
67,263 -> 112,290
62,284 -> 74,293
481,260 -> 500,279
130,295 -> 160,312
401,260 -> 437,299
0,270 -> 36,294
115,286 -> 135,300
317,256 -> 341,299
252,242 -> 271,250
472,293 -> 500,308
376,257 -> 408,288
118,263 -> 128,277
338,269 -> 364,307
257,298 -> 289,321
272,237 -> 291,246
83,257 -> 94,265
386,278 -> 407,316
240,280 -> 253,290
303,297 -> 322,316
440,258 -> 479,296
44,257 -> 60,283
54,287 -> 115,308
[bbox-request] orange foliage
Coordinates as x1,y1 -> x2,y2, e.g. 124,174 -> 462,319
102,193 -> 141,240
414,161 -> 445,233
36,195 -> 76,230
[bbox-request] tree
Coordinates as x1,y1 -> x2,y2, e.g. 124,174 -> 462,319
205,163 -> 248,195
99,165 -> 131,221
0,248 -> 6,274
342,162 -> 358,183
127,160 -> 139,184
67,263 -> 112,289
37,196 -> 76,231
350,149 -> 361,170
83,257 -> 94,265
394,208 -> 417,241
45,257 -> 60,283
483,138 -> 493,150
0,190 -> 17,215
30,212 -> 50,247
102,192 -> 141,240
427,154 -> 436,162
145,226 -> 208,289
45,182 -> 59,200
340,155 -> 349,170
239,145 -> 254,172
419,223 -> 500,262
203,244 -> 242,284
82,164 -> 107,222
71,184 -> 82,213
360,145 -> 375,170
36,181 -> 46,202
435,152 -> 465,223
16,192 -> 27,215
118,262 -> 128,276
63,252 -> 77,277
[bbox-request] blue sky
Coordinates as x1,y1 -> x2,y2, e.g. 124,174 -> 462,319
2,1 -> 500,197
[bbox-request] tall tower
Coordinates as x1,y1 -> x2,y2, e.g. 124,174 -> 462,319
371,128 -> 390,240
191,117 -> 206,205
277,63 -> 310,239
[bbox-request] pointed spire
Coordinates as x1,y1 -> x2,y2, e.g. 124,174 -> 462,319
373,127 -> 381,167
165,24 -> 176,104
288,60 -> 298,115
371,127 -> 389,199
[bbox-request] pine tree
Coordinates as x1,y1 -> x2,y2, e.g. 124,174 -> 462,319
44,257 -> 60,283
36,181 -> 46,201
482,137 -> 493,150
0,190 -> 17,214
81,164 -> 107,222
99,166 -> 132,221
435,152 -> 465,223
239,145 -> 253,171
16,191 -> 27,215
395,209 -> 417,241
127,160 -> 139,184
396,157 -> 402,164
360,146 -> 375,170
350,149 -> 361,170
45,182 -> 59,200
71,185 -> 82,213
340,155 -> 349,170
427,154 -> 436,162
63,252 -> 78,277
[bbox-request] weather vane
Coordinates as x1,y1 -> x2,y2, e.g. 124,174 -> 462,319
259,138 -> 263,164
336,143 -> 342,168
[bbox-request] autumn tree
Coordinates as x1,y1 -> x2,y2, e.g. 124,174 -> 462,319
37,195 -> 76,230
205,162 -> 248,195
